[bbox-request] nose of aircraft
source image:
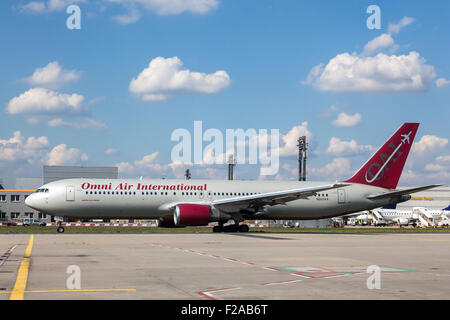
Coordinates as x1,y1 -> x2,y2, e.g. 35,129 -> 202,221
25,194 -> 37,210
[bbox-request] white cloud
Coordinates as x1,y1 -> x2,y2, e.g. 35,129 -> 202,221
362,33 -> 395,56
21,0 -> 218,23
0,131 -> 48,162
277,122 -> 313,157
104,148 -> 118,155
309,157 -> 353,180
304,51 -> 437,93
48,117 -> 107,130
6,88 -> 105,130
6,88 -> 84,115
436,155 -> 450,163
106,0 -> 218,20
319,104 -> 338,118
137,0 -> 218,15
113,5 -> 142,24
116,161 -> 135,174
388,16 -> 415,34
401,135 -> 450,185
302,17 -> 450,94
24,136 -> 50,150
20,1 -> 46,13
20,0 -> 86,13
134,152 -> 160,168
116,152 -> 166,176
412,135 -> 448,155
129,56 -> 231,101
0,131 -> 89,186
332,112 -> 362,127
46,144 -> 88,165
424,163 -> 445,172
436,78 -> 450,88
399,169 -> 450,186
24,61 -> 81,88
326,137 -> 374,156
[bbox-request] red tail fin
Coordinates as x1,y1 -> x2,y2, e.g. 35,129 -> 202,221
345,123 -> 419,189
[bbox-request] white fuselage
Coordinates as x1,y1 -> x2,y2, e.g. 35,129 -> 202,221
25,178 -> 400,220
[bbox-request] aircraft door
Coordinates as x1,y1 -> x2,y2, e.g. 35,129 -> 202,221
337,189 -> 346,204
66,186 -> 75,201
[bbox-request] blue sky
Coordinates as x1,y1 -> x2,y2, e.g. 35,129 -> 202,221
1,0 -> 449,187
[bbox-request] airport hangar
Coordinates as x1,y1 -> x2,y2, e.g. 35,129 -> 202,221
0,165 -> 449,225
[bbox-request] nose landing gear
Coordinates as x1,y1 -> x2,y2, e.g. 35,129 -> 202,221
56,221 -> 65,233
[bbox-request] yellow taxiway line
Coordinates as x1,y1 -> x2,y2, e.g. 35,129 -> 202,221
9,235 -> 34,300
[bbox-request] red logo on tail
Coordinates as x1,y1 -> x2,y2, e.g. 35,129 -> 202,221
346,123 -> 419,189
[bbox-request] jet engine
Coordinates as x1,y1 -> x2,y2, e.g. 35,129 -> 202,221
157,217 -> 184,228
173,204 -> 212,226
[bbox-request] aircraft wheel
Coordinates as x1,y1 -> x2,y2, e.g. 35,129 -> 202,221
57,226 -> 65,233
238,224 -> 249,233
223,225 -> 239,233
213,225 -> 223,233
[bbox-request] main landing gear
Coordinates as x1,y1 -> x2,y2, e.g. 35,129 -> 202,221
213,223 -> 249,233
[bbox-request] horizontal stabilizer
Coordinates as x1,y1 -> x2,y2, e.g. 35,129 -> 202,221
367,185 -> 442,200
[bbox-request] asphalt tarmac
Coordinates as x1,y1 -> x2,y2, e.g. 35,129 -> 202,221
1,232 -> 449,300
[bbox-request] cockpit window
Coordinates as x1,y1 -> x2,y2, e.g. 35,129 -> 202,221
35,188 -> 49,193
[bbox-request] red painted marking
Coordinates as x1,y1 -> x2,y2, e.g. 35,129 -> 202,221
261,279 -> 302,286
320,274 -> 348,279
292,272 -> 314,278
264,267 -> 281,272
195,287 -> 240,300
314,266 -> 338,273
224,257 -> 237,262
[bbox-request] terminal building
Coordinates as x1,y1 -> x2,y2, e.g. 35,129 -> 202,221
0,166 -> 118,223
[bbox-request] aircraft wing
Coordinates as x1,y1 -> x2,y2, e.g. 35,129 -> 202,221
366,184 -> 442,200
211,183 -> 349,212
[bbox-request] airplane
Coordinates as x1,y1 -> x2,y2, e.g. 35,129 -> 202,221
375,205 -> 450,226
347,204 -> 450,226
25,122 -> 441,233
